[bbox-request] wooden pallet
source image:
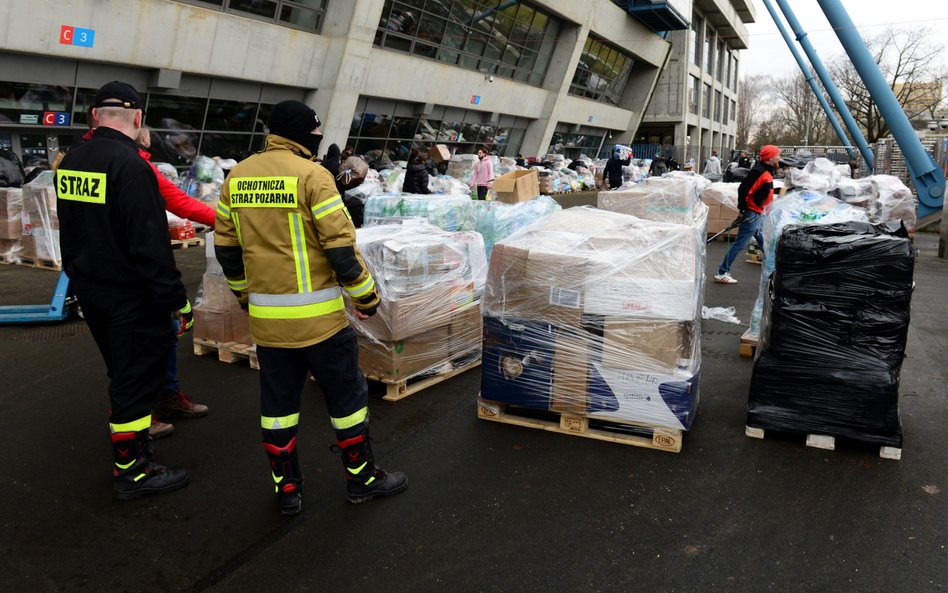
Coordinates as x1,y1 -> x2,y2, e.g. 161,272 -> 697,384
744,252 -> 762,265
369,353 -> 482,402
14,257 -> 61,270
739,328 -> 758,358
171,237 -> 205,249
477,398 -> 683,453
192,338 -> 259,369
745,426 -> 901,460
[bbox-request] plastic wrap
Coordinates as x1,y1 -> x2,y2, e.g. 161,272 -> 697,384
363,193 -> 475,231
347,221 -> 487,383
597,174 -> 707,224
870,175 -> 916,232
701,182 -> 741,237
481,206 -> 706,430
748,221 -> 915,447
20,171 -> 60,265
473,195 -> 561,259
445,155 -> 476,185
192,231 -> 252,344
429,175 -> 470,195
747,191 -> 869,338
0,188 -> 23,259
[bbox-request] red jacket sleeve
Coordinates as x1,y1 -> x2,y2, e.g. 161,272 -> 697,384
150,161 -> 216,226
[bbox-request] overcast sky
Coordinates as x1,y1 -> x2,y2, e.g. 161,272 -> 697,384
742,0 -> 948,77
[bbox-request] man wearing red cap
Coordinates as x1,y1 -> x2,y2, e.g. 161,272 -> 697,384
714,144 -> 781,284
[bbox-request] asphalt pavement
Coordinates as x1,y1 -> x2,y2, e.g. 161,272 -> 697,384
0,234 -> 945,593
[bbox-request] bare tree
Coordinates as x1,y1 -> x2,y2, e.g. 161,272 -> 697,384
830,26 -> 947,142
736,74 -> 770,149
753,71 -> 837,146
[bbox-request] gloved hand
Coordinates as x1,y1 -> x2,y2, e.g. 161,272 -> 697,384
354,293 -> 378,318
176,301 -> 194,336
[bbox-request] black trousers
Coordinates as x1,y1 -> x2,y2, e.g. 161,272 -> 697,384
78,288 -> 172,424
476,186 -> 489,200
256,326 -> 369,445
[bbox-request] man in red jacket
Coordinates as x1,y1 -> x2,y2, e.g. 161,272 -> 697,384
714,144 -> 781,285
135,125 -> 212,433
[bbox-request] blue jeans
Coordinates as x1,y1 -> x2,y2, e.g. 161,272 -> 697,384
162,318 -> 180,395
718,210 -> 764,275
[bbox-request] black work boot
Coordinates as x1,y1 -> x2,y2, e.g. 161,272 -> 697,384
331,431 -> 407,504
111,429 -> 189,501
263,437 -> 303,515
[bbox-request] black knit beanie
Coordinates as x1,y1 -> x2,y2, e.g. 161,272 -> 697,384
268,100 -> 321,147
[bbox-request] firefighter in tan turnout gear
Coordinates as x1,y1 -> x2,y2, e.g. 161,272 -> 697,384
214,101 -> 407,515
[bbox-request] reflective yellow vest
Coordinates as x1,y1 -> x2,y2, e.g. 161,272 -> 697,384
215,135 -> 376,348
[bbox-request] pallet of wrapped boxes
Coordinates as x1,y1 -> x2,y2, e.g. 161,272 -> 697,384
0,172 -> 62,269
746,221 -> 913,460
348,221 -> 487,401
478,206 -> 708,452
191,232 -> 257,368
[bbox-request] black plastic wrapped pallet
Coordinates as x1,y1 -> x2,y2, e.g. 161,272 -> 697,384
747,221 -> 916,447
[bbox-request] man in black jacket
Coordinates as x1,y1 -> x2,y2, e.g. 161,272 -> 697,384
57,81 -> 191,501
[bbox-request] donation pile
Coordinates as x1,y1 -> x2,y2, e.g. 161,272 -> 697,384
192,232 -> 252,344
473,195 -> 561,259
597,174 -> 708,224
363,193 -> 475,231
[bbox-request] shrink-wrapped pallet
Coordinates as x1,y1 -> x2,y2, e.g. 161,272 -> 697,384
0,188 -> 23,258
193,231 -> 252,344
22,172 -> 60,265
481,207 -> 706,430
748,222 -> 914,447
597,174 -> 706,224
363,193 -> 475,231
473,195 -> 560,259
348,222 -> 487,383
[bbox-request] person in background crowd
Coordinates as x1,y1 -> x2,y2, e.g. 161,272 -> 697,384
738,151 -> 752,169
341,146 -> 354,159
714,144 -> 781,285
214,100 -> 407,515
515,153 -> 526,167
648,151 -> 667,178
402,147 -> 432,194
703,150 -> 722,180
666,153 -> 680,171
135,125 -> 212,438
469,147 -> 494,200
604,148 -> 631,189
57,81 -> 192,500
322,143 -> 341,180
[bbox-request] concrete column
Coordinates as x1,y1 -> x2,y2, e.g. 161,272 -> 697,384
307,0 -> 384,152
519,21 -> 590,157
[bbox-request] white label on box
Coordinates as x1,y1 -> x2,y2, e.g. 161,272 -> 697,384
588,364 -> 690,430
584,278 -> 697,320
549,287 -> 581,308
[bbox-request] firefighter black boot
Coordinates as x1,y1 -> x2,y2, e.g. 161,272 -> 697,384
111,429 -> 189,501
331,431 -> 407,504
263,437 -> 303,515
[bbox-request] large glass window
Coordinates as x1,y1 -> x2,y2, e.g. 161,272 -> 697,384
704,26 -> 713,73
375,0 -> 560,87
346,99 -> 530,160
568,36 -> 634,106
702,83 -> 711,118
716,41 -> 725,81
0,83 -> 73,125
714,90 -> 722,122
688,76 -> 698,115
730,98 -> 737,121
726,50 -> 733,88
691,18 -> 702,67
548,123 -> 607,158
174,0 -> 326,31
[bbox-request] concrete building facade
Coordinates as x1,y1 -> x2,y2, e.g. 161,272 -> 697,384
636,0 -> 755,169
0,0 -> 679,169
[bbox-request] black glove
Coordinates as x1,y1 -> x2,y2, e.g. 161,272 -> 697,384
355,294 -> 378,318
176,301 -> 194,336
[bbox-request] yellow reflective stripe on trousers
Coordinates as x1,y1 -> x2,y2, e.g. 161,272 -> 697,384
288,213 -> 311,293
311,196 -> 344,220
248,296 -> 344,320
261,413 -> 300,430
345,275 -> 375,298
330,406 -> 367,430
110,415 -> 152,433
227,277 -> 249,291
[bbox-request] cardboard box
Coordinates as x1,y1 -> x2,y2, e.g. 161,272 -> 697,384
0,218 -> 21,240
485,243 -> 585,327
359,282 -> 474,342
358,324 -> 451,382
599,319 -> 694,374
0,238 -> 20,257
193,308 -> 227,342
586,365 -> 699,430
449,303 -> 482,358
493,169 -> 540,204
585,277 -> 698,321
32,228 -> 61,263
0,188 -> 23,220
551,327 -> 589,415
480,316 -> 556,410
430,144 -> 450,164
